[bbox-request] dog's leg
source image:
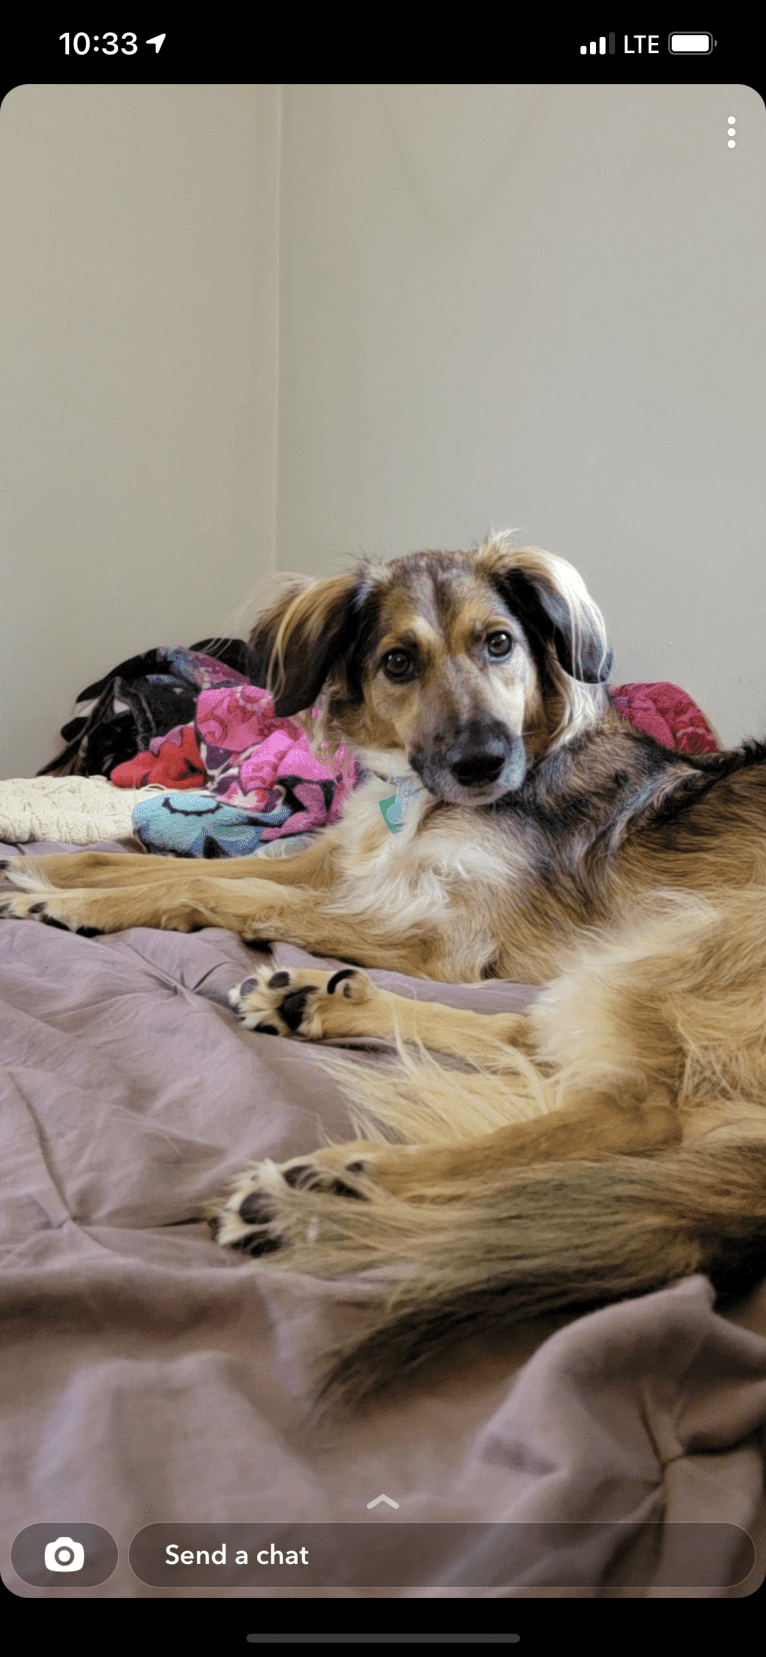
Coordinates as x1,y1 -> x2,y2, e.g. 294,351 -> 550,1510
0,873 -> 449,974
230,963 -> 531,1061
210,1080 -> 680,1256
0,835 -> 337,891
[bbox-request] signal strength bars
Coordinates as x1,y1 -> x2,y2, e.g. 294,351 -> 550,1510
580,34 -> 616,53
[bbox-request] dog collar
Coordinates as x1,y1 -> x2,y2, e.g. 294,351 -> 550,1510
377,776 -> 423,833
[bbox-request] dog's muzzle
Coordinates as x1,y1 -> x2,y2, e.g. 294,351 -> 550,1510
412,722 -> 526,802
445,731 -> 508,788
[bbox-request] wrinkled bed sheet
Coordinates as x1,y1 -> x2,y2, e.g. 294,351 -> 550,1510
2,840 -> 766,1601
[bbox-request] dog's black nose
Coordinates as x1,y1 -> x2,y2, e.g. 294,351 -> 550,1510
445,731 -> 507,788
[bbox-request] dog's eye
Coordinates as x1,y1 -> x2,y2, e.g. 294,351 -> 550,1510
382,650 -> 414,680
486,631 -> 513,659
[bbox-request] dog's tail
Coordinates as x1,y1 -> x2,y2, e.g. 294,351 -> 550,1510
306,1136 -> 766,1412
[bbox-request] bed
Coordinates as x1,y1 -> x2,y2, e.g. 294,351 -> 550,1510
2,663 -> 766,1601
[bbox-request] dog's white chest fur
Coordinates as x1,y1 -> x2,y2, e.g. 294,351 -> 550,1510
331,774 -> 511,931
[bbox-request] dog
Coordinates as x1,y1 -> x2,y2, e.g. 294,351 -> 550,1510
4,532 -> 766,1408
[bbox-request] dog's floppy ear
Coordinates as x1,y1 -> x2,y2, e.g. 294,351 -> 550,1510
248,571 -> 365,715
478,538 -> 613,684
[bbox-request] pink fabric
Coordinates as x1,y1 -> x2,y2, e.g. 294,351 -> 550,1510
109,659 -> 359,843
609,682 -> 719,754
195,685 -> 358,836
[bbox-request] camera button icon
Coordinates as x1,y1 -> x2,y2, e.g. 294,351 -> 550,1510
11,1523 -> 118,1587
44,1536 -> 85,1571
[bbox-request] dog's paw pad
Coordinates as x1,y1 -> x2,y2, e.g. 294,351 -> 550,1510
207,1173 -> 286,1255
228,964 -> 372,1039
207,1151 -> 374,1257
0,894 -> 69,927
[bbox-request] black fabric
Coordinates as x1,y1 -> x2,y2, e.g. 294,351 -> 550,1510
39,640 -> 257,779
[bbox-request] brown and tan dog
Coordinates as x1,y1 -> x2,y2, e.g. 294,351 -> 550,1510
4,533 -> 766,1406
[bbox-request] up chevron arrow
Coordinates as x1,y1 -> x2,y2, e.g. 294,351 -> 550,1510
366,1494 -> 399,1509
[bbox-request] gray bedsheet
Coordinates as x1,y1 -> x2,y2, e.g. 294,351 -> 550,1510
2,841 -> 766,1600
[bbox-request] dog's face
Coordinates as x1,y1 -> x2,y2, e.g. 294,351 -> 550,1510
249,536 -> 612,806
341,555 -> 544,804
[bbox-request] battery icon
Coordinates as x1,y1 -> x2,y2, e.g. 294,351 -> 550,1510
668,32 -> 715,53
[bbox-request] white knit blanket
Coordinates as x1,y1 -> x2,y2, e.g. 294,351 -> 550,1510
0,776 -> 165,845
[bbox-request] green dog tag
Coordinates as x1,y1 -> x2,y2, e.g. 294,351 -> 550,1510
379,779 -> 418,832
379,793 -> 404,832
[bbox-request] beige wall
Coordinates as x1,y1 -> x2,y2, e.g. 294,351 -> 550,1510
277,84 -> 766,748
0,84 -> 280,776
1,83 -> 764,775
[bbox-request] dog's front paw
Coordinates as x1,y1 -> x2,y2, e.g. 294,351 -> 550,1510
229,963 -> 374,1039
0,888 -> 102,935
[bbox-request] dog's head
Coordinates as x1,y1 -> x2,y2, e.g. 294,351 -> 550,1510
248,534 -> 612,805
